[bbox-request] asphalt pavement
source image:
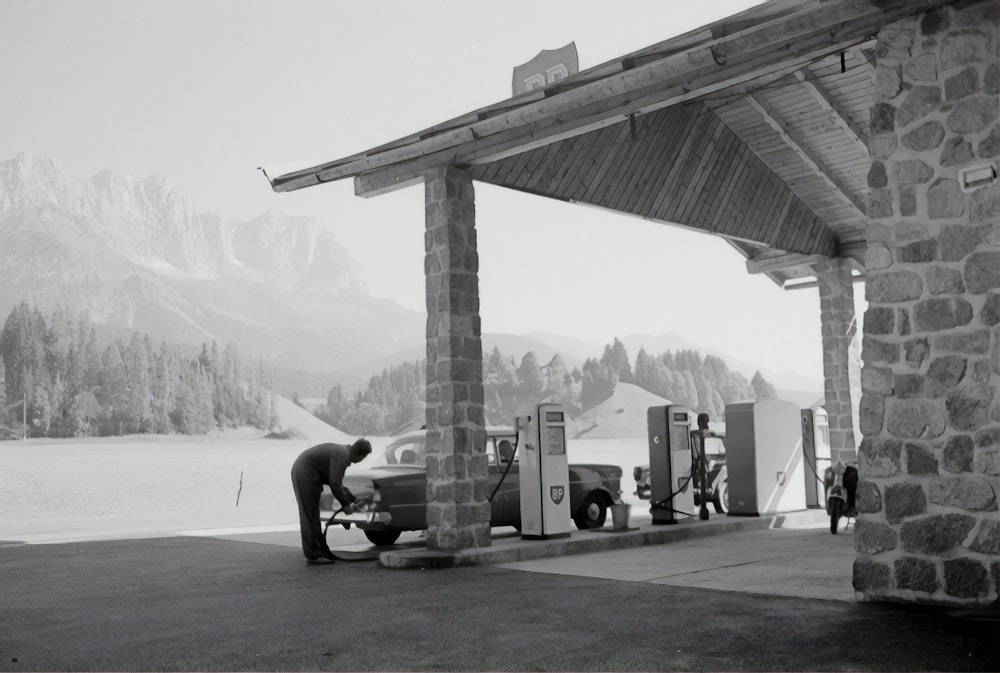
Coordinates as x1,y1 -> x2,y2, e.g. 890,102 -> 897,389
1,510 -> 997,672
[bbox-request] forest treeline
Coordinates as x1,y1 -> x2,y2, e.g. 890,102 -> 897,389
0,303 -> 277,437
0,303 -> 778,439
314,339 -> 778,435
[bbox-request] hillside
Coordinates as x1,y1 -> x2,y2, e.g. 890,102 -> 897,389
271,395 -> 353,443
567,383 -> 672,439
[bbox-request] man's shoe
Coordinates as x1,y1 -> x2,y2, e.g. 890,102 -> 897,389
307,557 -> 335,565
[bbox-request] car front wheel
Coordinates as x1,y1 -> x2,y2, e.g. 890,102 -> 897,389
364,529 -> 402,546
573,493 -> 608,529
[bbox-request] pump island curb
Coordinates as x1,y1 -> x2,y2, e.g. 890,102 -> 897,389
375,513 -> 782,569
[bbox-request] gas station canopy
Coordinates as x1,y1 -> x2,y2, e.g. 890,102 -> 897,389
269,0 -> 950,287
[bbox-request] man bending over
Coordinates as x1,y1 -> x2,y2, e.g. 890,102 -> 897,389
290,438 -> 372,564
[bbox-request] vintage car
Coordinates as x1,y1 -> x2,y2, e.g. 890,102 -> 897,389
321,427 -> 624,546
633,434 -> 728,514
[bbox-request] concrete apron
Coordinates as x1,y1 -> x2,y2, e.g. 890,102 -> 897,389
372,509 -> 857,603
202,509 -> 858,603
497,513 -> 858,603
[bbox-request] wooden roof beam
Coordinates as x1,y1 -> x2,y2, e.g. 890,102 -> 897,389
270,0 -> 949,195
792,69 -> 869,155
355,30 -> 872,199
851,44 -> 877,79
745,92 -> 867,219
746,252 -> 825,274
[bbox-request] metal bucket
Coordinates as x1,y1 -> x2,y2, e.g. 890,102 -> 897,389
610,503 -> 631,531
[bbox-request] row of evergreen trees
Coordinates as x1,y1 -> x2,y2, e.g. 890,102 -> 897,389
0,303 -> 277,437
0,302 -> 778,439
315,338 -> 777,435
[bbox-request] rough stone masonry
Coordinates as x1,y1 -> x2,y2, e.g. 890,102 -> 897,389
857,1 -> 999,606
423,165 -> 491,551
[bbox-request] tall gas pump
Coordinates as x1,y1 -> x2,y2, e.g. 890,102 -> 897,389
646,405 -> 695,524
516,402 -> 572,539
801,406 -> 831,508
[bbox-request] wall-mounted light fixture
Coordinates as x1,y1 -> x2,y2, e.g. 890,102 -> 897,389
960,162 -> 998,193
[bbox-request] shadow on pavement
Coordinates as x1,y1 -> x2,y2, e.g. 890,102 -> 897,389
1,534 -> 997,672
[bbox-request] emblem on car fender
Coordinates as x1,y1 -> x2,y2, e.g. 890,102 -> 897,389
550,485 -> 565,505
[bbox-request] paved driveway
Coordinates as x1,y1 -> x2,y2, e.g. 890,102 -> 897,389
1,531 -> 997,672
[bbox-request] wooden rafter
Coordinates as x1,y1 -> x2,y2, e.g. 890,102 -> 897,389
354,49 -> 828,198
353,29 -> 872,198
746,252 -> 825,274
851,45 -> 877,78
792,69 -> 869,155
745,92 -> 867,218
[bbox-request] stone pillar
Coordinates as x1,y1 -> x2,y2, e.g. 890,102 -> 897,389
816,257 -> 859,462
423,165 -> 490,552
856,2 -> 999,606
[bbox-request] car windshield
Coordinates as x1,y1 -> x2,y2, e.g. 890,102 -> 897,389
375,430 -> 517,467
375,437 -> 426,467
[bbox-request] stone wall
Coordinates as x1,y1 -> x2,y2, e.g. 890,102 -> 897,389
857,1 -> 999,606
423,166 -> 491,551
816,257 -> 860,461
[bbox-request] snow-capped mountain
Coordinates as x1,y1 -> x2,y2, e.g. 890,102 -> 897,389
0,153 -> 422,371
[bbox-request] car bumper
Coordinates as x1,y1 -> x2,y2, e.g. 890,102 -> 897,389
326,513 -> 396,533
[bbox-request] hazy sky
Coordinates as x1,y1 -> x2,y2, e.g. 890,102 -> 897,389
1,0 -> 865,388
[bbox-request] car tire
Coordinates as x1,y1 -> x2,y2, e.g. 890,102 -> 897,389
364,529 -> 402,546
573,493 -> 608,530
713,482 -> 729,514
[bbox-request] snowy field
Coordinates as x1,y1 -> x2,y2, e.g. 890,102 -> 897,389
0,431 -> 649,545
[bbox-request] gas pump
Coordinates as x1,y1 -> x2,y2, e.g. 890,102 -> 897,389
516,402 -> 572,539
801,407 -> 831,508
646,405 -> 695,524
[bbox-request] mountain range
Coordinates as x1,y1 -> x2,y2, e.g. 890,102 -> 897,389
0,153 -> 821,403
0,153 -> 423,372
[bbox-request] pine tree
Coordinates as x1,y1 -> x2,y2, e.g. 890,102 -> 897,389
602,338 -> 633,383
580,357 -> 617,410
751,371 -> 778,400
99,342 -> 129,435
150,344 -> 174,434
516,352 -> 545,404
124,333 -> 152,433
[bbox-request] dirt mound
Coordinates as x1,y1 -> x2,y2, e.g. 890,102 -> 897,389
568,383 -> 671,439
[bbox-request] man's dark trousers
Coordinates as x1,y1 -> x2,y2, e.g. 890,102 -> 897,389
290,465 -> 329,560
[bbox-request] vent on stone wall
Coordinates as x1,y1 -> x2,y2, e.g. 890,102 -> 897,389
960,162 -> 997,193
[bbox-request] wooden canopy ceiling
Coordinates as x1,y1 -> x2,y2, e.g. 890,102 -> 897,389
270,0 -> 951,287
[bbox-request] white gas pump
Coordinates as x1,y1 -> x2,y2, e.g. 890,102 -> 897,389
646,405 -> 695,524
801,406 -> 831,508
516,402 -> 572,539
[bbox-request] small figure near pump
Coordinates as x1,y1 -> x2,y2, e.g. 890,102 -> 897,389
824,458 -> 858,534
693,413 -> 714,521
290,438 -> 372,564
